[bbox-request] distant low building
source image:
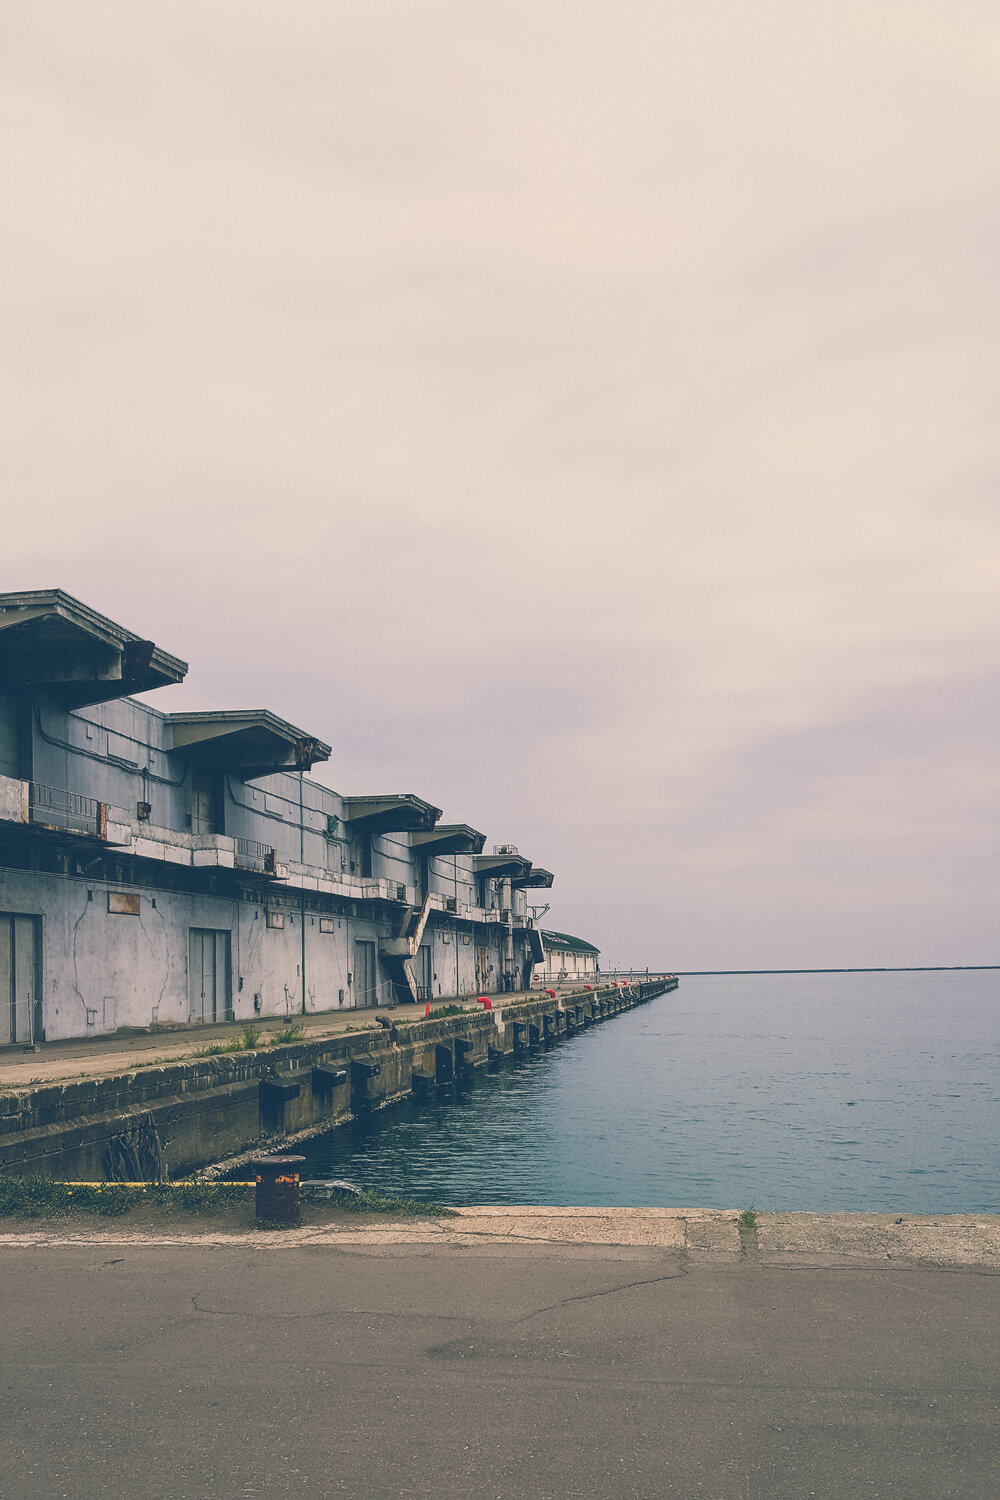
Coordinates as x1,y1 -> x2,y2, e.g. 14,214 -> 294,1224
538,929 -> 600,984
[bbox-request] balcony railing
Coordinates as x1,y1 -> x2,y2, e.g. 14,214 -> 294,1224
235,838 -> 278,874
29,783 -> 106,838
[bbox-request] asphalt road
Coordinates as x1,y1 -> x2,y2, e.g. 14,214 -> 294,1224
1,1239 -> 997,1499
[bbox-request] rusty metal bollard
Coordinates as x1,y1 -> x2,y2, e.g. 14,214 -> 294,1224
251,1155 -> 305,1225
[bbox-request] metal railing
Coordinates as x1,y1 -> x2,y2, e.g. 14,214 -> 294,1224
235,837 -> 276,873
352,975 -> 405,1010
28,783 -> 105,837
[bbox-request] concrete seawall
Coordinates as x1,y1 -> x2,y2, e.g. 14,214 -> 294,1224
0,979 -> 676,1180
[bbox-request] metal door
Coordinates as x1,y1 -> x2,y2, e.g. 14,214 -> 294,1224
188,928 -> 232,1023
353,939 -> 377,1008
0,913 -> 41,1046
188,770 -> 216,835
416,944 -> 432,1003
0,696 -> 19,780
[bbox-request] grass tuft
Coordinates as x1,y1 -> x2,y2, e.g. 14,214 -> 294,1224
269,1024 -> 306,1045
194,1025 -> 263,1057
338,1188 -> 452,1218
737,1205 -> 758,1230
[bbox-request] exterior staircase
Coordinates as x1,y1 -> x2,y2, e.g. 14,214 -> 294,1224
378,893 -> 433,1005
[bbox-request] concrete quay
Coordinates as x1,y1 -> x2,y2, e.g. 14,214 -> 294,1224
0,977 -> 676,1180
1,1209 -> 996,1499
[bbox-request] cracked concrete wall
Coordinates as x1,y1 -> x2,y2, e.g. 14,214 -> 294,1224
0,868 -> 401,1040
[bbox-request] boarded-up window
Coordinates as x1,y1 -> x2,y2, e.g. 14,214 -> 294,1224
107,891 -> 140,916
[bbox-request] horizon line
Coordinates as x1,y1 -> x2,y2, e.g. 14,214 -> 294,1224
664,965 -> 998,976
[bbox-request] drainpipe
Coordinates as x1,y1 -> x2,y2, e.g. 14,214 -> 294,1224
299,771 -> 307,1015
501,876 -> 514,990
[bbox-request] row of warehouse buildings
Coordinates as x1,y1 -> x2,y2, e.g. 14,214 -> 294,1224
0,590 -> 599,1044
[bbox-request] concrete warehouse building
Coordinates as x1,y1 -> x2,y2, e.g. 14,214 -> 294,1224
0,589 -> 575,1044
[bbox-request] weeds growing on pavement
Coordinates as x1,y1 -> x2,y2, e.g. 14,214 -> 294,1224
338,1188 -> 451,1218
269,1025 -> 305,1044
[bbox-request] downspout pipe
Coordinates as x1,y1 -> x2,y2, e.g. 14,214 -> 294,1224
299,771 -> 307,1015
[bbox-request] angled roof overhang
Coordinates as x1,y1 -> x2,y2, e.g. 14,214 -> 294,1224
410,823 -> 487,857
540,929 -> 600,955
168,711 -> 331,780
511,865 -> 554,889
473,852 -> 533,881
342,794 -> 441,834
0,589 -> 187,706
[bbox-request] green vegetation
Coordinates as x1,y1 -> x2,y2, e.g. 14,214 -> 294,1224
193,1038 -> 242,1056
738,1206 -> 758,1230
269,1024 -> 305,1044
0,1176 -> 253,1219
0,1176 -> 450,1222
195,1021 -> 305,1056
425,1004 -> 467,1020
337,1188 -> 452,1218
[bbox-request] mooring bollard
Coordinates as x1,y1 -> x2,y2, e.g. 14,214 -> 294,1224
251,1155 -> 305,1225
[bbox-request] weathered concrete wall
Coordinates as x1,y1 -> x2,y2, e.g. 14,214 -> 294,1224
4,684 -> 546,1041
0,981 -> 676,1179
0,867 -> 513,1040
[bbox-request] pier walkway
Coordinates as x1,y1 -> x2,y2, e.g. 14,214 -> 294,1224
0,977 -> 673,1091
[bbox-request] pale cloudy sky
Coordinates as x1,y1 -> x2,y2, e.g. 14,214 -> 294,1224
2,3 -> 998,968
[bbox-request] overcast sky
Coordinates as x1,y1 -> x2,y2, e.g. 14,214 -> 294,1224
2,3 -> 998,969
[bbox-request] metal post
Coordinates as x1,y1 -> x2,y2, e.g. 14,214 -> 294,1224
252,1155 -> 305,1225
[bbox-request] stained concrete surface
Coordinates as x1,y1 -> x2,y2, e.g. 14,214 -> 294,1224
1,1214 -> 998,1499
0,980 -> 604,1090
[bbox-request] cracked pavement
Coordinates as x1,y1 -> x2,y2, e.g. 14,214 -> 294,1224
1,1211 -> 998,1497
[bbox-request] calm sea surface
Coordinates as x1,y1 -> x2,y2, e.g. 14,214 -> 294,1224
294,970 -> 999,1212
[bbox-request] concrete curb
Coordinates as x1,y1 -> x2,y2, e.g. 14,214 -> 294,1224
1,1208 -> 997,1266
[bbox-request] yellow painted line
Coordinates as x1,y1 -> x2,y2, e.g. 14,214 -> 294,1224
47,1181 -> 255,1188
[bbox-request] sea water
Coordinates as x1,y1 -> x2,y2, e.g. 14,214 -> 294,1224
293,969 -> 999,1212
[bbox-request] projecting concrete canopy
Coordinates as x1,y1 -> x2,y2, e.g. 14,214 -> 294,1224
168,710 -> 331,779
0,589 -> 187,706
342,794 -> 441,834
473,852 -> 533,881
511,866 -> 554,889
410,823 -> 486,856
